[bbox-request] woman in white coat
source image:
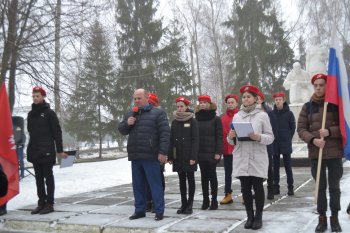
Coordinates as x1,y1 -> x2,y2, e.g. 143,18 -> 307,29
227,84 -> 274,230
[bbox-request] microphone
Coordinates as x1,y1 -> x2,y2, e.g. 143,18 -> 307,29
230,122 -> 235,130
132,106 -> 139,117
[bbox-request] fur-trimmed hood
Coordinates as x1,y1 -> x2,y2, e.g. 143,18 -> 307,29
195,102 -> 217,113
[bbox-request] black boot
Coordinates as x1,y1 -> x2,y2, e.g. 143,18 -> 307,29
267,187 -> 274,200
330,216 -> 342,232
346,203 -> 350,214
209,199 -> 218,210
287,185 -> 294,196
315,215 -> 327,232
31,202 -> 46,215
273,185 -> 280,195
177,199 -> 188,214
183,200 -> 193,214
201,197 -> 210,210
251,210 -> 263,230
244,210 -> 254,229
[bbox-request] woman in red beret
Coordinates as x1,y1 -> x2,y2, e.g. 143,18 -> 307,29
219,94 -> 239,205
227,84 -> 274,230
168,97 -> 199,215
195,95 -> 223,210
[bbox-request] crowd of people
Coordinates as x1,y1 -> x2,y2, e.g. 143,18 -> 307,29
0,72 -> 349,232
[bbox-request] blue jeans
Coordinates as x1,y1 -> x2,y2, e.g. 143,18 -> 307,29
16,146 -> 25,178
223,155 -> 233,194
131,160 -> 164,215
273,153 -> 294,187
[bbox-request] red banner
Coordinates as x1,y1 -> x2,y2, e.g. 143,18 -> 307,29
0,82 -> 19,205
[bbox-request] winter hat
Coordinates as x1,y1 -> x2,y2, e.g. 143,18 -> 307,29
198,95 -> 211,103
32,86 -> 46,97
311,73 -> 327,84
225,94 -> 238,103
239,84 -> 260,96
148,93 -> 159,107
273,92 -> 286,98
176,96 -> 190,106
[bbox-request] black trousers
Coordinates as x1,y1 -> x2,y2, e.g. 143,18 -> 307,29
273,153 -> 294,187
178,171 -> 195,202
311,158 -> 343,215
199,161 -> 218,200
240,176 -> 265,212
267,152 -> 274,191
33,162 -> 55,205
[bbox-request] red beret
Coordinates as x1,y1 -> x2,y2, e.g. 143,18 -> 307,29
311,73 -> 327,84
148,93 -> 159,106
239,84 -> 260,95
257,91 -> 265,101
273,92 -> 285,98
225,94 -> 238,103
198,95 -> 211,103
176,96 -> 190,106
32,86 -> 46,96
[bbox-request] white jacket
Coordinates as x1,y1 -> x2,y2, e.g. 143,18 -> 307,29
228,105 -> 274,179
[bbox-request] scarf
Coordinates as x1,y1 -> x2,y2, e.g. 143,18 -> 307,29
226,108 -> 238,117
240,103 -> 258,113
174,111 -> 194,122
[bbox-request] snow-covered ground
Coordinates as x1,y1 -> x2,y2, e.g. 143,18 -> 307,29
7,157 -> 176,210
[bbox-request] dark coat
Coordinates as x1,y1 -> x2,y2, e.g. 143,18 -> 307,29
118,104 -> 170,160
168,116 -> 199,172
297,100 -> 343,159
271,102 -> 296,155
12,116 -> 26,146
27,101 -> 63,164
0,164 -> 8,197
195,103 -> 223,162
261,103 -> 276,155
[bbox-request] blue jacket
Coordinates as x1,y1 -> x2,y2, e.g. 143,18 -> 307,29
118,104 -> 170,161
271,102 -> 296,155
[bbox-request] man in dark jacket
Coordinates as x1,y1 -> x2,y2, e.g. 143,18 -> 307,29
118,89 -> 170,221
27,86 -> 67,215
271,92 -> 295,196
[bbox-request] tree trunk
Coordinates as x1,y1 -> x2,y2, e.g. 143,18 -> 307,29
8,47 -> 18,113
193,35 -> 202,95
0,0 -> 18,84
54,0 -> 62,117
190,43 -> 197,103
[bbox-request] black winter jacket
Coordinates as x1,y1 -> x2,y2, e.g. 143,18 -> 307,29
0,164 -> 8,197
118,104 -> 170,160
195,103 -> 223,162
271,102 -> 296,155
168,116 -> 199,172
261,103 -> 276,155
27,101 -> 63,164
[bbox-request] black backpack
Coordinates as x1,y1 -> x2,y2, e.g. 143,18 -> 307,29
0,164 -> 8,197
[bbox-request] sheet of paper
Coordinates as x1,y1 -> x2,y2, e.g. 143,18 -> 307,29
60,152 -> 76,168
232,122 -> 254,138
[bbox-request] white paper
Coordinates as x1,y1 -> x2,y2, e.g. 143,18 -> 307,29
60,155 -> 75,168
232,122 -> 254,138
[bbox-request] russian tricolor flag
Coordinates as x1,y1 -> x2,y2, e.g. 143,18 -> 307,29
325,31 -> 350,160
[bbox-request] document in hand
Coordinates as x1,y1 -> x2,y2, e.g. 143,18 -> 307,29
60,150 -> 77,168
232,122 -> 254,141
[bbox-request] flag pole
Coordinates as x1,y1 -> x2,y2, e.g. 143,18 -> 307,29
314,101 -> 328,204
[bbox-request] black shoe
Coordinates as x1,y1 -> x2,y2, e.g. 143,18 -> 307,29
346,203 -> 350,214
251,210 -> 263,230
315,215 -> 327,232
0,209 -> 7,216
330,216 -> 342,232
201,198 -> 210,210
209,200 -> 218,210
177,199 -> 188,214
287,186 -> 294,196
244,210 -> 254,229
129,212 -> 146,220
183,201 -> 193,215
154,213 -> 164,221
39,203 -> 54,215
273,186 -> 280,195
31,204 -> 45,215
267,191 -> 274,200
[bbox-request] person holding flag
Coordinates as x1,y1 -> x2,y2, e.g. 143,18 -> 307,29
0,82 -> 19,216
297,74 -> 343,232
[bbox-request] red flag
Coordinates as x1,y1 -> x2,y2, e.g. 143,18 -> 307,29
0,82 -> 19,205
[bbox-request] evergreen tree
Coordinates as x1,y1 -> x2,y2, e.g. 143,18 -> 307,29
224,0 -> 294,102
155,18 -> 193,120
65,20 -> 114,158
